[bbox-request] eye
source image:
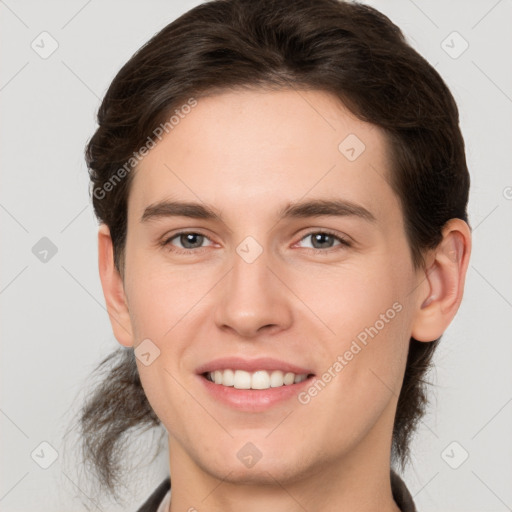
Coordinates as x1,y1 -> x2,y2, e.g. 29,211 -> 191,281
160,229 -> 351,255
296,230 -> 351,251
162,231 -> 214,253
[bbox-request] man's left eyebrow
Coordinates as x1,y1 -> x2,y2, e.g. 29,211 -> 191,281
140,198 -> 377,224
278,198 -> 377,223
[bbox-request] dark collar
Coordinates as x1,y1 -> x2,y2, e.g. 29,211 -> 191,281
391,469 -> 417,512
136,471 -> 416,512
136,477 -> 170,512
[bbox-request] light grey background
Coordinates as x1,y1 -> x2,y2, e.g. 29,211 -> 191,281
1,1 -> 511,511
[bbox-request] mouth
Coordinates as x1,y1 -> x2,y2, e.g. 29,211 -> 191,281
196,357 -> 315,411
202,369 -> 314,389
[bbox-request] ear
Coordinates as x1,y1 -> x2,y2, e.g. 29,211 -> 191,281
411,218 -> 472,342
97,224 -> 134,347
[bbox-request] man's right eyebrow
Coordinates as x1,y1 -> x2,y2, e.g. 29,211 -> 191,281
140,201 -> 223,223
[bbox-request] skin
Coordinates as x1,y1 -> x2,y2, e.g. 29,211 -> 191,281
98,88 -> 471,512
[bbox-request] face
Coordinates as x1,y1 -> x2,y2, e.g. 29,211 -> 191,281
121,89 -> 421,485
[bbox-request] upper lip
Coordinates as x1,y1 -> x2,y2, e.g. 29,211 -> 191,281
196,357 -> 314,375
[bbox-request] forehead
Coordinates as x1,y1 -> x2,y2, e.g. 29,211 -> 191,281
128,88 -> 398,224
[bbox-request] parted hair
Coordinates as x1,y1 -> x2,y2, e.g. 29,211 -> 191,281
72,0 -> 469,501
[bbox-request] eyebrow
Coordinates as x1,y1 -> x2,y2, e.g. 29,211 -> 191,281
140,198 -> 376,224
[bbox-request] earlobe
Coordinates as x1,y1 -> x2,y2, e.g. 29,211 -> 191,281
411,219 -> 471,342
97,224 -> 134,347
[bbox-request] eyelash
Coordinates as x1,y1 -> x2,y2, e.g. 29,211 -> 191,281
160,229 -> 352,256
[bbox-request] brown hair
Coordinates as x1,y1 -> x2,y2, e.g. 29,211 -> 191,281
72,0 -> 469,501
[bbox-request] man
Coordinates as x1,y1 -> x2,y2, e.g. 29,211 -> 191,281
79,1 -> 471,511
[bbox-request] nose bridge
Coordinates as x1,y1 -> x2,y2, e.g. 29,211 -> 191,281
214,236 -> 292,336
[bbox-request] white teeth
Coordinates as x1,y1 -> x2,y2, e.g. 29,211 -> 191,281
294,373 -> 307,383
251,370 -> 270,389
270,370 -> 284,387
283,372 -> 295,385
206,369 -> 309,389
222,369 -> 235,386
233,370 -> 252,389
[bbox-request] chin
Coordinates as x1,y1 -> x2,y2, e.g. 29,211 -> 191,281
193,439 -> 318,487
204,458 -> 307,486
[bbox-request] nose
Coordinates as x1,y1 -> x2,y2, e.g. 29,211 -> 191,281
214,244 -> 293,339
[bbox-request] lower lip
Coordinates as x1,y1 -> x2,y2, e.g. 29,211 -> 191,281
198,374 -> 314,412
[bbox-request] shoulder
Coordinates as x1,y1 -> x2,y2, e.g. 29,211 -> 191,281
391,470 -> 417,512
135,477 -> 171,512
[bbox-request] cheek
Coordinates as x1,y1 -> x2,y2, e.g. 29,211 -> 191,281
302,306 -> 410,454
291,253 -> 408,337
336,260 -> 412,385
124,246 -> 208,341
294,253 -> 412,417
